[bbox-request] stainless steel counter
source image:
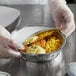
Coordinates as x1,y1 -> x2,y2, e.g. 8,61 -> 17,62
0,4 -> 76,76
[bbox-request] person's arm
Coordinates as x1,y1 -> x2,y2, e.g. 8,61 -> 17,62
0,25 -> 24,58
48,0 -> 75,37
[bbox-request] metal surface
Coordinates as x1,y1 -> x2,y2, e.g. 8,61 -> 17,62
0,4 -> 75,76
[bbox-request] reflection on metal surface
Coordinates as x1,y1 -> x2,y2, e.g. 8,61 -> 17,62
25,52 -> 65,76
0,71 -> 11,76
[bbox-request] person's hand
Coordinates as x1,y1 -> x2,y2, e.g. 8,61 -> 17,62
48,0 -> 75,37
0,25 -> 24,58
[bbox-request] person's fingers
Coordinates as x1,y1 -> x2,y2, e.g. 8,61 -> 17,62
8,49 -> 21,58
0,42 -> 22,58
7,39 -> 24,51
55,17 -> 62,28
0,36 -> 9,44
50,0 -> 75,37
60,8 -> 75,37
66,24 -> 75,37
61,22 -> 75,37
55,5 -> 75,37
54,6 -> 67,29
0,44 -> 11,58
0,36 -> 24,50
0,25 -> 10,38
13,41 -> 24,50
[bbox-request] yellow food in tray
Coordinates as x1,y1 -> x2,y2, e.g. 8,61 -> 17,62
23,36 -> 38,46
23,29 -> 63,54
26,45 -> 46,54
45,36 -> 61,53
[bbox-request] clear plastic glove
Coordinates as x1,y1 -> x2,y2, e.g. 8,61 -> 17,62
48,0 -> 75,37
0,25 -> 24,58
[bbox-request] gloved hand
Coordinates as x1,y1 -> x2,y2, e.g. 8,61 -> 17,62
48,0 -> 75,37
0,25 -> 24,58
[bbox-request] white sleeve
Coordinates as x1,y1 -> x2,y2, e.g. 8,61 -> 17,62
0,25 -> 10,38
